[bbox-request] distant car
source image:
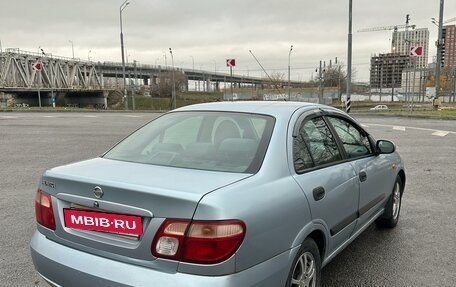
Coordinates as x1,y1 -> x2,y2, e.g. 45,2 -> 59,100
31,101 -> 406,287
370,104 -> 389,110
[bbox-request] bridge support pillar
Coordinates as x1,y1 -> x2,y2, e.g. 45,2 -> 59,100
101,73 -> 104,88
215,82 -> 220,92
143,77 -> 149,86
206,77 -> 210,92
56,93 -> 66,107
0,92 -> 6,108
103,91 -> 109,109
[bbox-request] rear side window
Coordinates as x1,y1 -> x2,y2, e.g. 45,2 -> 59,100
326,117 -> 373,158
104,111 -> 275,173
293,116 -> 342,173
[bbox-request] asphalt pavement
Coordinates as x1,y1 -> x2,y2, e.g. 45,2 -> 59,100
0,112 -> 455,286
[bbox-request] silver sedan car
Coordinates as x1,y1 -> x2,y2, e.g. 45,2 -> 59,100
31,101 -> 405,287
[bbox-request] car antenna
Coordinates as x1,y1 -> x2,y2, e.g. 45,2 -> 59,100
249,49 -> 284,97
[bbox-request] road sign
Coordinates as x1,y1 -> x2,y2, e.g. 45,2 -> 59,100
32,61 -> 42,71
226,59 -> 236,67
410,46 -> 423,57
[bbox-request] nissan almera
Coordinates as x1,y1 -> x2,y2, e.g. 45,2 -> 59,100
31,101 -> 405,287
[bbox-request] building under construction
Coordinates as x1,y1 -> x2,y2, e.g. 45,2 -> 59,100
370,53 -> 410,91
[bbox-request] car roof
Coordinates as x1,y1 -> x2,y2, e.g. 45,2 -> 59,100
174,101 -> 341,119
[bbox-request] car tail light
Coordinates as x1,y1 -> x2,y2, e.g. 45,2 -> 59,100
152,219 -> 246,264
35,189 -> 56,230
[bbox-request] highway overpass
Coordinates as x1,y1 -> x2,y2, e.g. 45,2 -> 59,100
0,48 -> 304,107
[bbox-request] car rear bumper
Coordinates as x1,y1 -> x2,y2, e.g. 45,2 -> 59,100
31,231 -> 296,287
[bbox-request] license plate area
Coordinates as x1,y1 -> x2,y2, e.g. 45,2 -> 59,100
63,208 -> 143,237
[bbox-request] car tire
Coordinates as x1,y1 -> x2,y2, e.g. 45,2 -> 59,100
286,238 -> 321,287
376,176 -> 403,228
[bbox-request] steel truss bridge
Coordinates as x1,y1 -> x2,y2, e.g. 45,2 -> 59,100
0,49 -> 103,93
0,48 -> 303,107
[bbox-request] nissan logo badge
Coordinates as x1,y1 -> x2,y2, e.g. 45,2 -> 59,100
93,186 -> 104,199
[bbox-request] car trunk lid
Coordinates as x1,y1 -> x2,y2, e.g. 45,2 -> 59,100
38,157 -> 251,268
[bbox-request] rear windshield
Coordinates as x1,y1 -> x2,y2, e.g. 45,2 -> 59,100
104,111 -> 275,173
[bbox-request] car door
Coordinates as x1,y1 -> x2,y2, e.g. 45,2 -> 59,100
291,113 -> 359,256
325,115 -> 390,233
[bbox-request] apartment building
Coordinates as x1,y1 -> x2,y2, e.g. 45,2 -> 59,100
442,25 -> 456,67
391,28 -> 429,68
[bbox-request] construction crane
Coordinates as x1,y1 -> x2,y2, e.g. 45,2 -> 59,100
357,14 -> 415,33
357,23 -> 416,33
357,14 -> 416,50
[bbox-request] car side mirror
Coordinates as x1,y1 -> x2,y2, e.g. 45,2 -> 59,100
376,140 -> 395,154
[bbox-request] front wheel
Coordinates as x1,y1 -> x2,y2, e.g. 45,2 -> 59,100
376,176 -> 403,228
286,238 -> 321,287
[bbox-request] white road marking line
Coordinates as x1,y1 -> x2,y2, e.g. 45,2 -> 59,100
0,116 -> 18,119
432,131 -> 450,137
393,126 -> 406,131
362,123 -> 456,136
43,115 -> 57,118
361,124 -> 369,128
83,115 -> 97,118
122,115 -> 142,118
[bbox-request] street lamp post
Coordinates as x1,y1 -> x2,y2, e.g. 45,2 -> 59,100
212,60 -> 217,92
190,56 -> 195,91
169,48 -> 176,109
69,40 -> 74,59
49,53 -> 55,108
88,50 -> 92,62
199,64 -> 204,92
40,48 -> 55,108
163,51 -> 167,68
346,0 -> 353,113
452,68 -> 456,102
318,60 -> 324,103
120,0 -> 130,110
190,56 -> 194,72
288,44 -> 293,101
435,0 -> 445,103
37,46 -> 43,107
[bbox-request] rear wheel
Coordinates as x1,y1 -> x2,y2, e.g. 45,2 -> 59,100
376,176 -> 403,228
286,238 -> 321,287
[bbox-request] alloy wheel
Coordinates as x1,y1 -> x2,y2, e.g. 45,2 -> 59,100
290,251 -> 316,287
392,181 -> 401,220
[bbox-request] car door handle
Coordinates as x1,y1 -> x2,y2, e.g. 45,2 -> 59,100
313,186 -> 325,201
359,171 -> 367,182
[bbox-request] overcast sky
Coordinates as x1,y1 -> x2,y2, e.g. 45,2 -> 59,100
1,0 -> 454,82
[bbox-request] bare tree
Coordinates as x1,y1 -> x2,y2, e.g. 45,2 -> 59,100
266,72 -> 286,89
440,66 -> 453,93
323,64 -> 346,88
157,71 -> 188,97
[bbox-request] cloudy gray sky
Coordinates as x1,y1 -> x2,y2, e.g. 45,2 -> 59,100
1,0 -> 454,82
